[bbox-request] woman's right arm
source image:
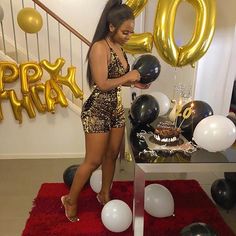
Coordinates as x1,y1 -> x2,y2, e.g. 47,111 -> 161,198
89,42 -> 140,91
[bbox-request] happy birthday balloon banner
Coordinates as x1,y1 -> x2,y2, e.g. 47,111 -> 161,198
125,0 -> 216,67
0,58 -> 83,123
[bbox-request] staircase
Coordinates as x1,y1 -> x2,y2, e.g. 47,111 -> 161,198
0,0 -> 91,114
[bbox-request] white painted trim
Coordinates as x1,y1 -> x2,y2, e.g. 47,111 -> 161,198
0,153 -> 85,160
0,50 -> 16,62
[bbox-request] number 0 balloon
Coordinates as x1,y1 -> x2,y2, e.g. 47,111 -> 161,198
153,0 -> 216,67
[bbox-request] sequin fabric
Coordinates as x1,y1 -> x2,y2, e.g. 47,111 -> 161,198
81,46 -> 130,133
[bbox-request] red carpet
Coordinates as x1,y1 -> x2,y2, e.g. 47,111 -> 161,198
22,180 -> 235,236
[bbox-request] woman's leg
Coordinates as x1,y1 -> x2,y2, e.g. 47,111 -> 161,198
99,126 -> 125,204
63,132 -> 110,218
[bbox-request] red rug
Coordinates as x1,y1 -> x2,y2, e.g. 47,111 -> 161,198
22,180 -> 235,236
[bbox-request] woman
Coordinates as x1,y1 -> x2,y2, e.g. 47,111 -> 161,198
61,0 -> 149,222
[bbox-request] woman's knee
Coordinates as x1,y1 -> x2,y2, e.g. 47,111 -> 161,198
105,149 -> 119,161
84,159 -> 101,171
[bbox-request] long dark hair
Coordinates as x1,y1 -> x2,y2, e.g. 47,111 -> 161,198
87,0 -> 134,88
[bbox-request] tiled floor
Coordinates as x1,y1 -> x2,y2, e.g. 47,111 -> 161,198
0,157 -> 235,236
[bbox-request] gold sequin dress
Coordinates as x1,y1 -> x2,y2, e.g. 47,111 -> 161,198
81,44 -> 129,133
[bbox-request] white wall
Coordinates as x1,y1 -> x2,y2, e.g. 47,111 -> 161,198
194,0 -> 236,115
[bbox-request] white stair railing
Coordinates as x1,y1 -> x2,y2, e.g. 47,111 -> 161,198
0,0 -> 91,111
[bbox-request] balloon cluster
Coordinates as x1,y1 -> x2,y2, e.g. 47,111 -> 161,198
0,58 -> 83,123
129,91 -> 171,153
125,0 -> 216,67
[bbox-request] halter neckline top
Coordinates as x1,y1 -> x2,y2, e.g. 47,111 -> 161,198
105,39 -> 130,79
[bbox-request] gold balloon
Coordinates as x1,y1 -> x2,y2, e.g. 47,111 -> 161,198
125,0 -> 148,17
45,79 -> 68,113
178,0 -> 216,66
40,58 -> 83,99
21,94 -> 36,119
0,62 -> 18,92
30,83 -> 47,113
57,67 -> 83,100
7,90 -> 36,123
153,0 -> 216,67
17,7 -> 43,34
123,32 -> 153,55
40,58 -> 65,80
20,62 -> 43,94
0,91 -> 7,121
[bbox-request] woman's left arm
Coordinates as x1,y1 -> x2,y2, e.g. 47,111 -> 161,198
123,82 -> 151,89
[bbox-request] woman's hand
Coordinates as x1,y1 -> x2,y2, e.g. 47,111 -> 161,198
126,70 -> 141,83
134,82 -> 151,89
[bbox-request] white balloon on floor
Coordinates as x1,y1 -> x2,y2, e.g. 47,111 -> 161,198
144,183 -> 174,218
101,199 -> 132,233
149,91 -> 170,116
90,169 -> 102,193
193,115 -> 236,152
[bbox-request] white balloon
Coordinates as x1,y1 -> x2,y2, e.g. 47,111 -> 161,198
149,91 -> 170,116
193,115 -> 236,152
101,199 -> 132,233
89,169 -> 102,193
0,5 -> 4,22
144,184 -> 174,218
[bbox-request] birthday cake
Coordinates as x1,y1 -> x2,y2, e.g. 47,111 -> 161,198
153,121 -> 181,146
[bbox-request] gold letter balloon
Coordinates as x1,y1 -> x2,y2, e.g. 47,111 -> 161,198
0,59 -> 83,123
154,0 -> 216,67
17,7 -> 43,34
125,0 -> 153,54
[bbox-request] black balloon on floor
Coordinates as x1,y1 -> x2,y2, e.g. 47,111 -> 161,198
211,178 -> 236,210
180,222 -> 217,236
63,164 -> 79,188
130,94 -> 159,125
224,172 -> 236,183
132,54 -> 161,84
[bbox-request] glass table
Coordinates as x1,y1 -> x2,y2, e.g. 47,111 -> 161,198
126,116 -> 236,236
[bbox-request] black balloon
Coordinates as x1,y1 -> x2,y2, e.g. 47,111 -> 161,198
211,178 -> 236,210
177,100 -> 213,140
132,54 -> 161,84
63,164 -> 79,188
180,222 -> 217,236
129,125 -> 151,152
224,172 -> 236,183
130,94 -> 159,125
227,115 -> 236,126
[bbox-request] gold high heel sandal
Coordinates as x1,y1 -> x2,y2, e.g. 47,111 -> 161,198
61,196 -> 79,222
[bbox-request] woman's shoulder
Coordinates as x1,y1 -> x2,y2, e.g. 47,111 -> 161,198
91,40 -> 107,51
90,40 -> 110,59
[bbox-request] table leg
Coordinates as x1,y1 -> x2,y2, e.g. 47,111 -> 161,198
133,164 -> 145,236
